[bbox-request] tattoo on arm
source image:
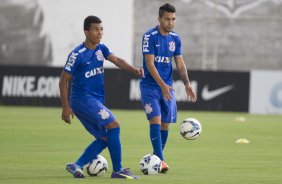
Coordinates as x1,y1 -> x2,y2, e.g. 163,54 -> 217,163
178,68 -> 189,85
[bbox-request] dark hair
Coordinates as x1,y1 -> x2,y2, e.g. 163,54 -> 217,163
84,15 -> 102,30
159,3 -> 176,17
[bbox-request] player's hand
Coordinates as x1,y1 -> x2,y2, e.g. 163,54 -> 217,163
134,68 -> 144,78
61,107 -> 74,124
161,83 -> 174,100
185,84 -> 197,102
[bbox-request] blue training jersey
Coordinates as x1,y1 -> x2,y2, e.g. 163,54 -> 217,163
63,43 -> 112,99
140,26 -> 182,89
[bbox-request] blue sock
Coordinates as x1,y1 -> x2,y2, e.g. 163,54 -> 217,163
107,127 -> 122,172
161,129 -> 169,150
150,124 -> 164,160
75,139 -> 107,168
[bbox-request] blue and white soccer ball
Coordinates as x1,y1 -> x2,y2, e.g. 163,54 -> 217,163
86,155 -> 108,176
139,154 -> 162,175
180,118 -> 202,140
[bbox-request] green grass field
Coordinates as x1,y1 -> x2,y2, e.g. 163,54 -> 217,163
0,106 -> 281,184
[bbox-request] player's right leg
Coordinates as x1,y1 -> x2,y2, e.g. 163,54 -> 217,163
65,96 -> 110,178
149,116 -> 164,161
66,163 -> 85,178
74,139 -> 107,168
65,138 -> 107,178
140,88 -> 164,162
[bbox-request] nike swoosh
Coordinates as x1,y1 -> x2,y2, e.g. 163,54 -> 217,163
201,85 -> 234,101
151,137 -> 158,141
118,174 -> 135,179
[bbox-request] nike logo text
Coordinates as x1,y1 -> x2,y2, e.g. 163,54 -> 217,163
201,85 -> 234,101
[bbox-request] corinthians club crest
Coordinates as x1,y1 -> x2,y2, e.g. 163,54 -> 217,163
169,41 -> 175,52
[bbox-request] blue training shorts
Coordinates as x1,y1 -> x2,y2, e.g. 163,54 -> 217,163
70,96 -> 116,138
140,86 -> 177,123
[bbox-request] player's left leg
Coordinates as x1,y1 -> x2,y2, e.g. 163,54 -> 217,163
159,90 -> 177,173
105,120 -> 139,179
104,121 -> 122,173
160,90 -> 177,149
160,123 -> 169,150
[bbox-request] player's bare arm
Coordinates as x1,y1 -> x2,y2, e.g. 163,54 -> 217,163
145,54 -> 174,100
175,55 -> 197,102
59,71 -> 74,124
107,54 -> 144,77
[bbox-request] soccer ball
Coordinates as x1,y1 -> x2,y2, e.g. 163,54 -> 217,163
139,154 -> 162,175
86,155 -> 108,176
180,118 -> 202,140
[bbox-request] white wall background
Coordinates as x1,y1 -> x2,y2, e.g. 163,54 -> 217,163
38,0 -> 133,67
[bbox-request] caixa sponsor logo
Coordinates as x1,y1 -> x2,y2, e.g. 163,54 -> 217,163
270,81 -> 282,108
1,75 -> 60,98
155,56 -> 171,63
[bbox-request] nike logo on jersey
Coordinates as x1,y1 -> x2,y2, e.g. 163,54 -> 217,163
156,44 -> 160,47
87,61 -> 90,64
201,85 -> 234,101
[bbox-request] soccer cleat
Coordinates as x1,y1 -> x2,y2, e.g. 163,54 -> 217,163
111,168 -> 140,179
66,163 -> 85,178
160,161 -> 169,173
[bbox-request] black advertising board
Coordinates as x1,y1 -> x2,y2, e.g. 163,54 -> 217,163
0,65 -> 61,106
105,70 -> 249,112
0,66 -> 249,112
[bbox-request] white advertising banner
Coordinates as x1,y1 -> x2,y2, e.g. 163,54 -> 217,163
249,70 -> 282,114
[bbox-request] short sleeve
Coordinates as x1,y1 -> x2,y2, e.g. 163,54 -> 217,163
174,36 -> 182,56
101,44 -> 112,59
142,33 -> 155,55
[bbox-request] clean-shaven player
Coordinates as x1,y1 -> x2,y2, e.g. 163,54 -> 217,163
59,15 -> 143,179
140,3 -> 197,173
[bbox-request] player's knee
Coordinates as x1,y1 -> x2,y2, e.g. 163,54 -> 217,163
149,116 -> 161,125
104,120 -> 120,129
161,122 -> 169,130
99,137 -> 108,142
